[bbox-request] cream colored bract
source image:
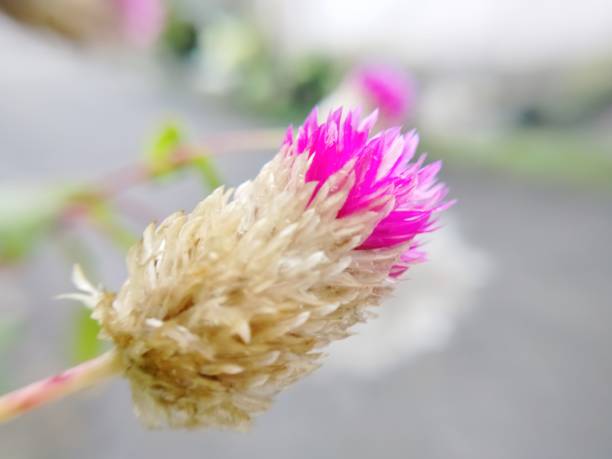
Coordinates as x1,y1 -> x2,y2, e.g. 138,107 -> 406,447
91,149 -> 406,429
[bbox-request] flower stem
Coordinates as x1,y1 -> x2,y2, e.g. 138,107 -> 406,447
0,349 -> 122,423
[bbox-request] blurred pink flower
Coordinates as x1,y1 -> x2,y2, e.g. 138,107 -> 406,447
114,0 -> 165,47
355,65 -> 415,123
284,107 -> 451,277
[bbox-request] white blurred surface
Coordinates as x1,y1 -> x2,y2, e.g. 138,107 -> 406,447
255,0 -> 612,69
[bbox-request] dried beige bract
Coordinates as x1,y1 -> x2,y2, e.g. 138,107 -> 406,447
0,108 -> 449,429
93,152 -> 398,428
86,108 -> 449,429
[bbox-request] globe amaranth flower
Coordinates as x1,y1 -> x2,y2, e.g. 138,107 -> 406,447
89,107 -> 450,429
114,0 -> 165,47
355,65 -> 415,123
319,65 -> 416,127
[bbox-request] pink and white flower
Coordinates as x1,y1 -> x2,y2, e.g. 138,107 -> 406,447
284,107 -> 450,277
114,0 -> 165,47
355,65 -> 415,123
0,107 -> 451,429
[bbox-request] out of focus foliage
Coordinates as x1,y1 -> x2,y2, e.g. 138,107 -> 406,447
0,186 -> 66,263
161,13 -> 343,120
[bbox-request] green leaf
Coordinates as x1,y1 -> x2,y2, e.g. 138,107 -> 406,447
145,122 -> 184,175
191,155 -> 223,190
72,307 -> 102,363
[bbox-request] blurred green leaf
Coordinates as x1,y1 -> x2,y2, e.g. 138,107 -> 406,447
191,155 -> 223,190
89,201 -> 138,250
0,218 -> 51,262
424,129 -> 612,188
144,122 -> 223,190
0,185 -> 66,263
162,12 -> 199,58
145,122 -> 184,176
72,307 -> 102,363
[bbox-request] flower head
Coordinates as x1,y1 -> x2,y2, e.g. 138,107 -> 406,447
114,0 -> 165,47
319,65 -> 416,126
90,108 -> 450,429
355,66 -> 415,123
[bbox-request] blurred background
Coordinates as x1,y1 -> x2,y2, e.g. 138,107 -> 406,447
0,1 -> 611,458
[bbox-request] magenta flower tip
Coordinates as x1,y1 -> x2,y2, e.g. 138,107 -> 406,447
283,107 -> 451,277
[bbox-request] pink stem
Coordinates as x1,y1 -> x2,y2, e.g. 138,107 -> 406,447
0,350 -> 122,423
93,128 -> 283,199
